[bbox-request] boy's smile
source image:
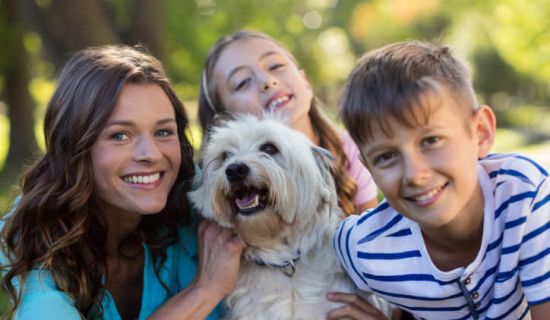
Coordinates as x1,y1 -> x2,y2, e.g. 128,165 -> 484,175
359,89 -> 496,233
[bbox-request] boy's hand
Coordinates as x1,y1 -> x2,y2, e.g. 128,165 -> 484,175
530,301 -> 550,320
327,292 -> 389,320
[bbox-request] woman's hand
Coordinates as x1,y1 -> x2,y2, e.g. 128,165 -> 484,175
195,220 -> 245,297
149,220 -> 245,319
326,292 -> 389,320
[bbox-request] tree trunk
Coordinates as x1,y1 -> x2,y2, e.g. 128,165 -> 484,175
21,0 -> 118,69
0,0 -> 164,191
130,0 -> 164,59
0,0 -> 39,191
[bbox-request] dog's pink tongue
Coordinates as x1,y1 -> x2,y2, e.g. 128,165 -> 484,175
236,193 -> 259,208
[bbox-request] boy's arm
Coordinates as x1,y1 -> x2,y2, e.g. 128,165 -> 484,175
520,177 -> 550,309
530,302 -> 550,320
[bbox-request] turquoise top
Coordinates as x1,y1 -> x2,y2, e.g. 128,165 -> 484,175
1,220 -> 222,320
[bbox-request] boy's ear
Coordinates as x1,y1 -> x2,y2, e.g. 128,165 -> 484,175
473,105 -> 496,158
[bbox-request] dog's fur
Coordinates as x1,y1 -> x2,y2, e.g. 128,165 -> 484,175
189,115 -> 390,320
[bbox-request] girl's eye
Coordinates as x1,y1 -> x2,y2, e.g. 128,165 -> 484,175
269,63 -> 285,71
156,129 -> 175,137
235,78 -> 251,91
110,132 -> 129,141
260,142 -> 278,155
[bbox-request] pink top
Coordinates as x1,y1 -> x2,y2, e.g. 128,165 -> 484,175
341,132 -> 378,207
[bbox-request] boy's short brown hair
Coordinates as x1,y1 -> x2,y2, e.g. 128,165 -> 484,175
339,41 -> 478,145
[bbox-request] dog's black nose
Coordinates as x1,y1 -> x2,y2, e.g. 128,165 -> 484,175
226,163 -> 250,182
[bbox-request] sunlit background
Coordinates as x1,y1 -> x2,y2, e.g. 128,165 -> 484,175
1,0 -> 550,190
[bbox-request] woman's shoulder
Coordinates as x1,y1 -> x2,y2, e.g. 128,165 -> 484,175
8,269 -> 82,319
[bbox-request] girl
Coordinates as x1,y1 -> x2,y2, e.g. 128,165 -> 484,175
0,45 -> 243,319
198,30 -> 378,215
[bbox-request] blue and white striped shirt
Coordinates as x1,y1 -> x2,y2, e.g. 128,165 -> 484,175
335,153 -> 550,319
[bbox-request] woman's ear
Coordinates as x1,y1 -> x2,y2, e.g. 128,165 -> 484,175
473,105 -> 496,158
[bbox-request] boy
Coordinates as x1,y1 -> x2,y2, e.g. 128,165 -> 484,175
334,41 -> 550,319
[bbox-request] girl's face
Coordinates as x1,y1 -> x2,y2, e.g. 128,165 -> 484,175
90,84 -> 181,221
212,37 -> 313,129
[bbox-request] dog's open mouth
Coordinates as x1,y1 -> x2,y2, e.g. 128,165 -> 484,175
232,185 -> 269,215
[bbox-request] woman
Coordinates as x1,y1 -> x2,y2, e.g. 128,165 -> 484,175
0,45 -> 243,319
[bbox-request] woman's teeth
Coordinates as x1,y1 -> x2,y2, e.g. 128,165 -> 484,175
124,173 -> 160,184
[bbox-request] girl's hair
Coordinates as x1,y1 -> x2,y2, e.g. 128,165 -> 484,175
198,30 -> 358,215
0,45 -> 195,317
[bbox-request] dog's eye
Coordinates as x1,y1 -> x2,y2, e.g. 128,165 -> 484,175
260,143 -> 278,155
220,151 -> 231,161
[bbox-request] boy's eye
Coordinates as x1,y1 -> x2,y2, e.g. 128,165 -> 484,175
110,132 -> 129,141
422,136 -> 441,147
373,152 -> 397,166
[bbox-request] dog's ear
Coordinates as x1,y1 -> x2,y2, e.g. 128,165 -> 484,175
209,112 -> 236,131
311,146 -> 335,184
203,112 -> 237,144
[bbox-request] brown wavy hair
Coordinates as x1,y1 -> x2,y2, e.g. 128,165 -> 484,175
198,30 -> 358,216
0,45 -> 195,318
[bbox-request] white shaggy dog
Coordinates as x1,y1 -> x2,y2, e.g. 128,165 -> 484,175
189,115 -> 390,320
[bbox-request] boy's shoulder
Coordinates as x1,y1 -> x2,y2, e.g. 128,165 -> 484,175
338,202 -> 410,246
480,153 -> 548,191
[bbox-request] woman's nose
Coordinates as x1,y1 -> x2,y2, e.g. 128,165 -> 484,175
133,136 -> 162,163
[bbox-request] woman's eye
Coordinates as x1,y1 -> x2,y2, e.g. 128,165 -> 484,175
110,132 -> 129,141
260,142 -> 278,155
156,129 -> 175,137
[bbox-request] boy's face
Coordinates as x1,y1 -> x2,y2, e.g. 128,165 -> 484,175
358,92 -> 495,231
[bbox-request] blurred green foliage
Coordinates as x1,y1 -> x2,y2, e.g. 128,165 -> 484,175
0,0 -> 548,186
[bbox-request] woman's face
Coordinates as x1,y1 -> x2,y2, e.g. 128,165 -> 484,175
212,37 -> 313,128
90,84 -> 181,219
